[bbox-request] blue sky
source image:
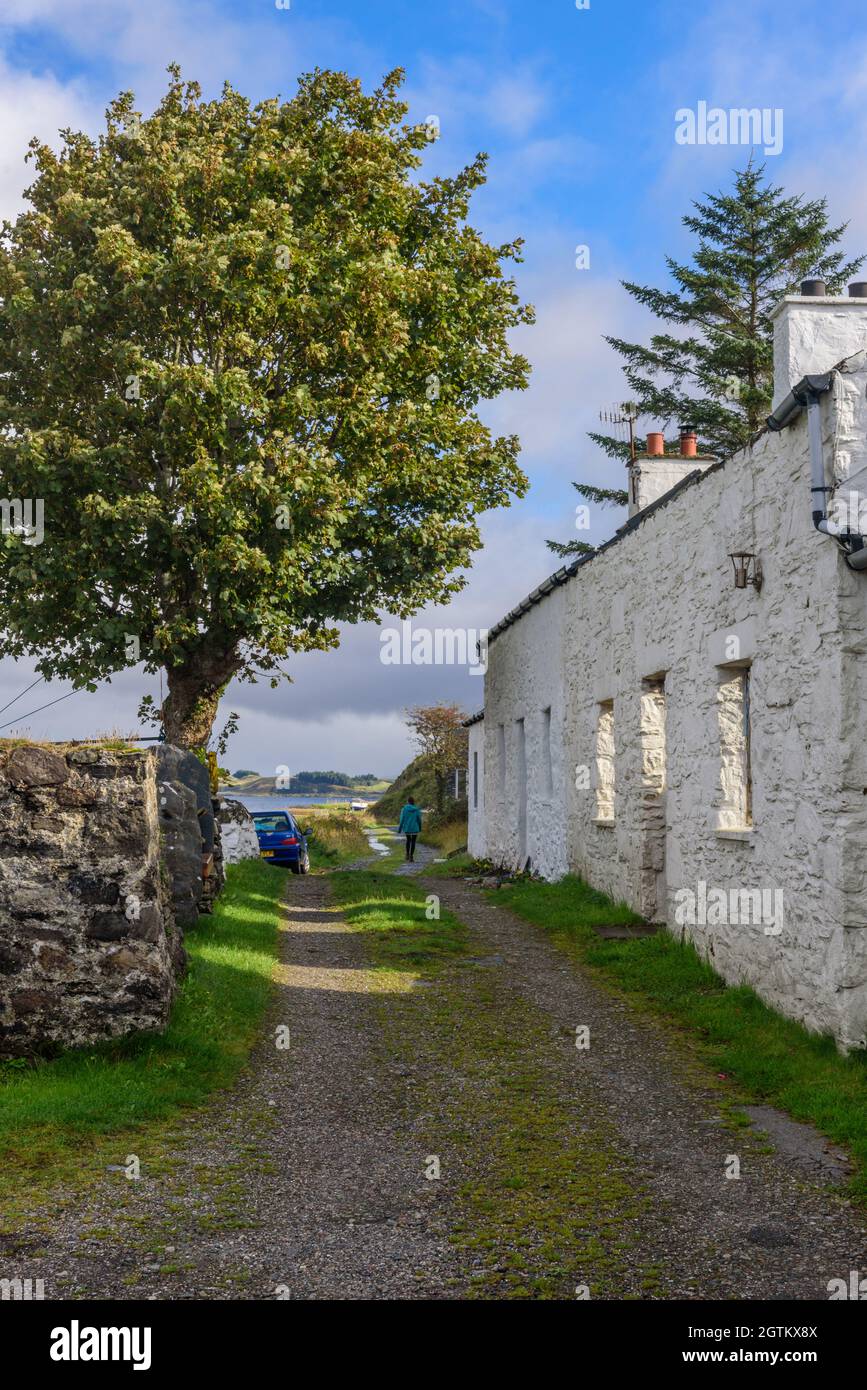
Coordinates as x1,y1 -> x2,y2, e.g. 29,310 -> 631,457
2,0 -> 867,774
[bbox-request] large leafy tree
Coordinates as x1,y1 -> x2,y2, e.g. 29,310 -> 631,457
0,67 -> 531,745
547,163 -> 863,557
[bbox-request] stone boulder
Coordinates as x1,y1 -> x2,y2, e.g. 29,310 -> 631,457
215,797 -> 261,864
157,778 -> 203,929
154,744 -> 227,920
0,743 -> 184,1058
155,744 -> 215,851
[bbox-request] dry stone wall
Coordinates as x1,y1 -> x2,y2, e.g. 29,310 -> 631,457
0,742 -> 187,1056
0,738 -> 232,1057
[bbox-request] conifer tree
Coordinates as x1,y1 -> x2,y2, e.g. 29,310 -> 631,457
547,163 -> 863,558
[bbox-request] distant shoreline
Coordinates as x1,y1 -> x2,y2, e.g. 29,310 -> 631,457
218,786 -> 381,799
219,780 -> 389,796
218,790 -> 380,810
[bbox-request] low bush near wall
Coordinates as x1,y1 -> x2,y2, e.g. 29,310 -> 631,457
0,858 -> 284,1200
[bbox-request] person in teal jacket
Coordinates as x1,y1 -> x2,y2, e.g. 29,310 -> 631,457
398,796 -> 423,862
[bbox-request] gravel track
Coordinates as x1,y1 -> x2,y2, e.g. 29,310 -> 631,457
420,875 -> 867,1300
14,876 -> 469,1301
10,865 -> 866,1301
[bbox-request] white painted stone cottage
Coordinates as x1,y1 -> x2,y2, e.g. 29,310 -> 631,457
467,287 -> 867,1050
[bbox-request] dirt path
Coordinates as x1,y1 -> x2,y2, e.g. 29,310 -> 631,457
19,877 -> 470,1300
16,867 -> 867,1301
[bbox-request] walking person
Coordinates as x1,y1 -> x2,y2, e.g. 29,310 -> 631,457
398,795 -> 423,862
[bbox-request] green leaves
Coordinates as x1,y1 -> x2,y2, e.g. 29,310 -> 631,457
0,67 -> 531,738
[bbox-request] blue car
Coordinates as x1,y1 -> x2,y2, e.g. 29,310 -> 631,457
252,811 -> 313,873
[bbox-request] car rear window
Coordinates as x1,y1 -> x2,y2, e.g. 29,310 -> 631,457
253,814 -> 292,832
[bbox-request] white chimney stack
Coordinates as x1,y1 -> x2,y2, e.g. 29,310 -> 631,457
770,284 -> 867,409
627,430 -> 715,518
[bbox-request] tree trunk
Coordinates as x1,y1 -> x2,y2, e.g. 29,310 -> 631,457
161,652 -> 239,749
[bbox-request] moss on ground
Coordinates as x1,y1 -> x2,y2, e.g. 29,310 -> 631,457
327,869 -> 651,1298
492,874 -> 867,1207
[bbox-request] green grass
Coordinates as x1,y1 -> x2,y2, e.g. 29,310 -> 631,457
424,851 -> 476,877
493,874 -> 867,1203
304,808 -> 370,868
0,858 -> 284,1199
327,869 -> 469,973
421,814 -> 468,857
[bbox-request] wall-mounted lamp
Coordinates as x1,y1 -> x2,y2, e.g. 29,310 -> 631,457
729,552 -> 763,592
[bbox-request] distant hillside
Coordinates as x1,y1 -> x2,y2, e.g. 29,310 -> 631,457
371,755 -> 437,823
220,770 -> 390,796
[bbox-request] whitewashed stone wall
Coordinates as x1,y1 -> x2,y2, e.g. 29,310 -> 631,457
770,295 -> 867,408
215,798 -> 261,864
481,583 -> 567,882
470,297 -> 867,1050
466,720 -> 486,860
630,456 -> 714,516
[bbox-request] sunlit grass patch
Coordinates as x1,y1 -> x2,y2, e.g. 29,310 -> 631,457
327,870 -> 469,975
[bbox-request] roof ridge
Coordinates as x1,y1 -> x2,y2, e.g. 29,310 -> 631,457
487,456 -> 728,645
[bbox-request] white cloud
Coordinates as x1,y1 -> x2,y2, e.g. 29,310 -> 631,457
0,56 -> 96,219
0,0 -> 363,116
484,263 -> 654,487
406,56 -> 552,143
486,72 -> 550,138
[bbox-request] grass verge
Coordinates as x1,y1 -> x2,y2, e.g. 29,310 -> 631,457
423,852 -> 475,877
421,814 -> 468,857
304,807 -> 370,868
327,868 -> 469,973
0,858 -> 284,1202
493,874 -> 867,1204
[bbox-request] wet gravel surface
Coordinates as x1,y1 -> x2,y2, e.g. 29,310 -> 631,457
346,824 -> 439,874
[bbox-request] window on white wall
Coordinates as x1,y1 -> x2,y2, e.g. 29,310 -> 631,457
541,706 -> 553,797
717,667 -> 753,829
595,701 -> 615,823
516,717 -> 527,862
640,679 -> 666,795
